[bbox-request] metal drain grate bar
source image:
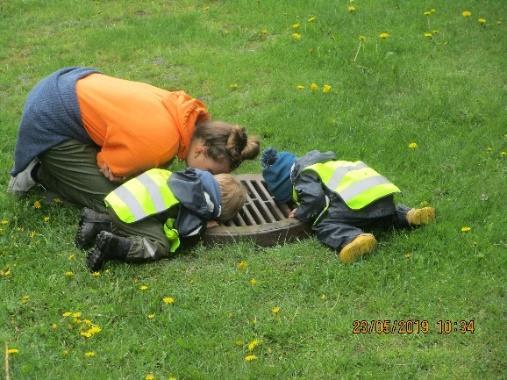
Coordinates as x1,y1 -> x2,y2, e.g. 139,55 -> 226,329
204,174 -> 311,247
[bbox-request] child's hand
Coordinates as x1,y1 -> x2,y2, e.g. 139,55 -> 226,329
206,220 -> 219,229
288,208 -> 297,218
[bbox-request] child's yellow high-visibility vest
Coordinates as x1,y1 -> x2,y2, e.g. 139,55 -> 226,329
297,161 -> 401,210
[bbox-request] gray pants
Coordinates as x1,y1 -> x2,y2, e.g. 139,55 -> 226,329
38,139 -> 169,260
38,139 -> 116,213
109,210 -> 171,262
313,195 -> 411,250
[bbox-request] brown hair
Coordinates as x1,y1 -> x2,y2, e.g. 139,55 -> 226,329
193,121 -> 260,170
214,174 -> 247,222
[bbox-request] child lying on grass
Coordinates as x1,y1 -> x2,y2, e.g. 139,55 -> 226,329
261,148 -> 435,263
75,168 -> 246,271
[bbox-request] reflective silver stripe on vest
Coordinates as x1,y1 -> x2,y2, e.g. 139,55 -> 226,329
326,162 -> 368,190
137,172 -> 167,212
113,185 -> 146,221
340,175 -> 391,202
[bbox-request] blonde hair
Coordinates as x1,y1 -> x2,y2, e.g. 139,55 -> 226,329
193,121 -> 260,170
214,174 -> 247,222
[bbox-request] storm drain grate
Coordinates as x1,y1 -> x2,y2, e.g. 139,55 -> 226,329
204,174 -> 311,247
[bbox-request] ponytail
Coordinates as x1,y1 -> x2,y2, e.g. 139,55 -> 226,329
193,121 -> 260,169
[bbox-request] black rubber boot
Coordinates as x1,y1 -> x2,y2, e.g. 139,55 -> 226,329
86,231 -> 132,272
75,208 -> 112,249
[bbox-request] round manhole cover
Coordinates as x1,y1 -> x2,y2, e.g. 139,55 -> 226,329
203,174 -> 311,246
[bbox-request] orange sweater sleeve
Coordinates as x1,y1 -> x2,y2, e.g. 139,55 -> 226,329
76,73 -> 208,177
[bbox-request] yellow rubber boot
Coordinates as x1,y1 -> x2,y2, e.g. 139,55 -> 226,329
406,207 -> 436,226
339,233 -> 377,264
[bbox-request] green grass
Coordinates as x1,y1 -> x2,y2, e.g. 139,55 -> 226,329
1,0 -> 506,378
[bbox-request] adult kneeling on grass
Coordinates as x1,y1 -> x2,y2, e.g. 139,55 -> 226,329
7,67 -> 260,211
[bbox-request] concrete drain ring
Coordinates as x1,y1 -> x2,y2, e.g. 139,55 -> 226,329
203,174 -> 311,247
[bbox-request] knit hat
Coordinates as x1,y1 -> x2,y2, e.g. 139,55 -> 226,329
261,148 -> 297,203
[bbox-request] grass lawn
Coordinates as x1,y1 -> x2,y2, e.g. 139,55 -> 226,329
1,0 -> 506,378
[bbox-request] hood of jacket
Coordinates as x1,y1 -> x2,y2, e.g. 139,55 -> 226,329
290,150 -> 337,182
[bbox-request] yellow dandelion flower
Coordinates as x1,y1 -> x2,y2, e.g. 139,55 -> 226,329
139,285 -> 149,291
21,295 -> 29,304
271,306 -> 281,315
423,11 -> 431,16
309,83 -> 318,91
33,200 -> 41,209
291,32 -> 301,41
424,32 -> 433,38
91,271 -> 101,277
250,278 -> 257,286
359,35 -> 366,42
148,313 -> 156,320
7,348 -> 19,354
64,271 -> 74,278
62,311 -> 72,317
500,151 -> 507,157
237,260 -> 248,270
379,32 -> 390,40
82,319 -> 92,325
247,338 -> 262,351
82,323 -> 99,334
408,142 -> 418,150
80,330 -> 92,338
291,23 -> 300,30
461,226 -> 471,233
1,268 -> 11,277
244,354 -> 257,362
478,18 -> 486,25
68,254 -> 76,261
322,84 -> 332,93
163,296 -> 175,305
29,231 -> 37,238
307,16 -> 316,22
43,216 -> 50,222
84,351 -> 96,358
348,5 -> 357,13
71,312 -> 81,318
229,83 -> 239,90
51,323 -> 58,330
145,374 -> 155,380
0,219 -> 8,225
296,85 -> 305,90
462,10 -> 472,17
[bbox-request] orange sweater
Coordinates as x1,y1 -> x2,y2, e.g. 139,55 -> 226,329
76,73 -> 209,177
